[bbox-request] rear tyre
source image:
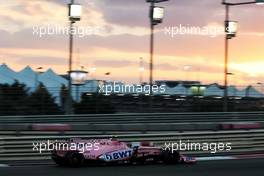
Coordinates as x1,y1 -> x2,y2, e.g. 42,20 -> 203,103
130,147 -> 145,165
161,149 -> 180,164
66,152 -> 84,167
51,151 -> 67,166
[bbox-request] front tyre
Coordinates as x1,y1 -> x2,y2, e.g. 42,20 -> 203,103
52,156 -> 67,166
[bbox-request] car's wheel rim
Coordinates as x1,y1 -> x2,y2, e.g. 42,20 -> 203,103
72,154 -> 79,164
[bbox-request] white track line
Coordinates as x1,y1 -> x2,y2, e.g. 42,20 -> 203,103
196,156 -> 235,161
196,154 -> 264,161
0,164 -> 9,167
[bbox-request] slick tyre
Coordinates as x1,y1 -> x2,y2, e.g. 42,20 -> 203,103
161,150 -> 180,164
52,157 -> 67,166
66,152 -> 84,167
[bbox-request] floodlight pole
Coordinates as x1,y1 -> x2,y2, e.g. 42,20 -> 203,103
223,4 -> 229,112
149,1 -> 155,111
147,0 -> 168,111
66,0 -> 75,114
222,0 -> 260,112
67,21 -> 74,114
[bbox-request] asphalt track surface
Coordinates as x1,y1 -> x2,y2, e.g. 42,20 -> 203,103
1,158 -> 264,176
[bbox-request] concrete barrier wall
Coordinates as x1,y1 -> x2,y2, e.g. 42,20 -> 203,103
1,130 -> 264,161
0,122 -> 263,132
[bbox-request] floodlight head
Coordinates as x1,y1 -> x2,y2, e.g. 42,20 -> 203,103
146,0 -> 169,3
150,6 -> 165,25
225,21 -> 238,39
69,3 -> 82,21
256,0 -> 264,5
70,70 -> 87,85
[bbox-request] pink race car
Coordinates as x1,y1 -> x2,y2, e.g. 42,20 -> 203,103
51,138 -> 196,167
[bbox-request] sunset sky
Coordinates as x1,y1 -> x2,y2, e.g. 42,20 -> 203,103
0,0 -> 263,86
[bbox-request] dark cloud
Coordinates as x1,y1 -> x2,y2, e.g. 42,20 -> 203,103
92,0 -> 264,34
94,0 -> 223,28
95,0 -> 149,27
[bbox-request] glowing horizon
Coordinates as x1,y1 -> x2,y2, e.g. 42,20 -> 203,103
0,0 -> 263,85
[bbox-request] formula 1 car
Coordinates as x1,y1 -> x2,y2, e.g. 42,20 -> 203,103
51,138 -> 196,167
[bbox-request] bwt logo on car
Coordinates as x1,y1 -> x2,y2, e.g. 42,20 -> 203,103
99,149 -> 133,162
